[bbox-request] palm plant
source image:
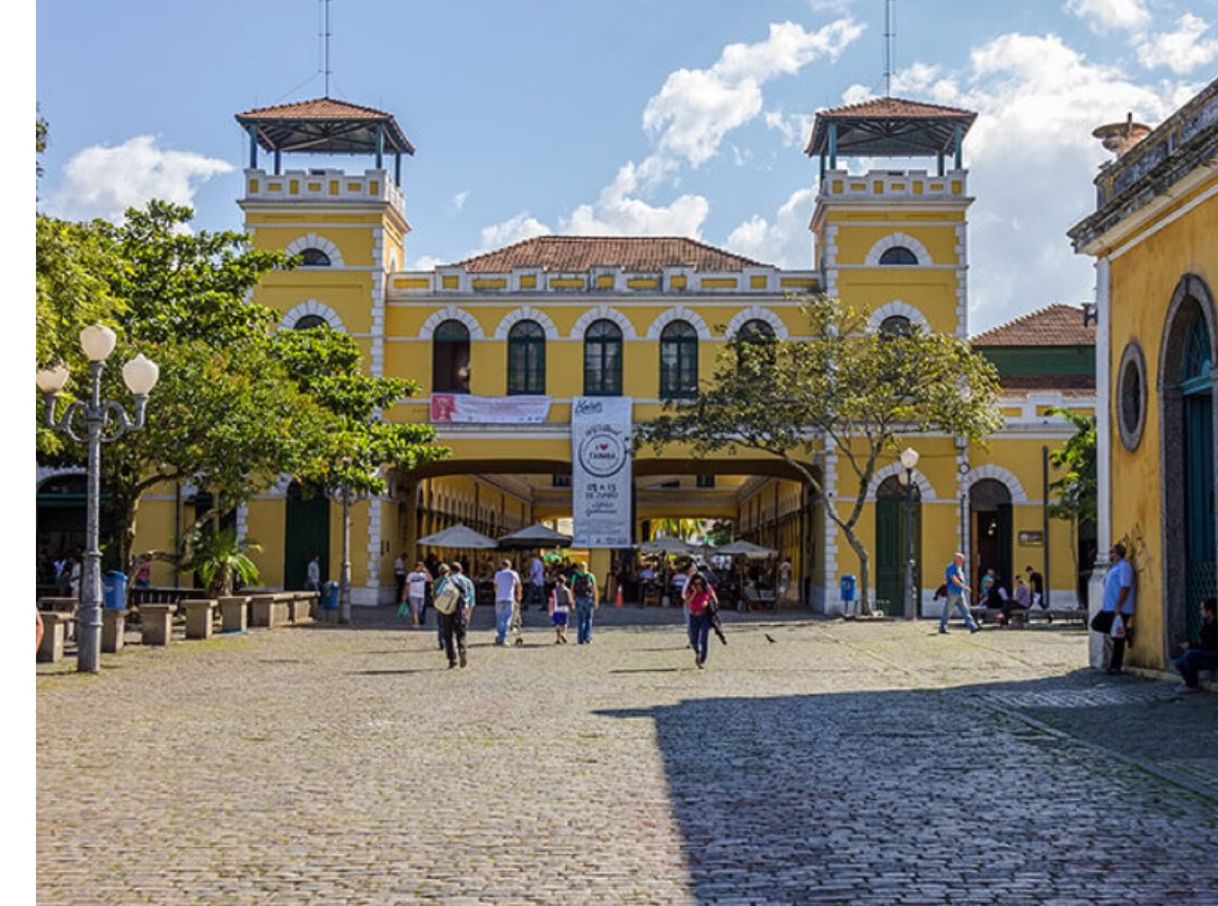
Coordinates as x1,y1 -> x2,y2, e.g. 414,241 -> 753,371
181,527 -> 262,597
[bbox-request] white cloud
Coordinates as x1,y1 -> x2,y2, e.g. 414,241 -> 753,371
451,190 -> 469,212
562,162 -> 710,236
1064,0 -> 1150,32
44,135 -> 232,222
410,254 -> 449,271
764,110 -> 815,148
642,18 -> 864,169
1136,13 -> 1218,74
725,188 -> 816,267
479,211 -> 551,249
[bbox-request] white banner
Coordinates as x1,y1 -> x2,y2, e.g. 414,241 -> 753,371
430,394 -> 551,424
571,397 -> 633,548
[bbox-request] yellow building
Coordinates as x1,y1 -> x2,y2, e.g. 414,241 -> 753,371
1069,77 -> 1218,670
36,95 -> 1093,614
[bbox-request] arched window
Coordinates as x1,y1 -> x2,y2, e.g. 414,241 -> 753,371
1181,316 -> 1213,394
299,248 -> 332,267
584,319 -> 623,396
507,320 -> 546,395
433,320 -> 471,393
737,319 -> 775,343
660,320 -> 698,399
294,314 -> 328,330
879,246 -> 918,266
879,315 -> 912,337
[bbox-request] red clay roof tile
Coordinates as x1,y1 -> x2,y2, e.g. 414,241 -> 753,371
454,236 -> 768,272
971,304 -> 1096,347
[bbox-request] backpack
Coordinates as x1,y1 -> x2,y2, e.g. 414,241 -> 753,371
553,585 -> 572,609
433,579 -> 465,615
572,573 -> 594,598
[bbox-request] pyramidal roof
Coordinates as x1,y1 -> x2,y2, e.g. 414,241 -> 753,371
235,97 -> 414,155
453,236 -> 768,272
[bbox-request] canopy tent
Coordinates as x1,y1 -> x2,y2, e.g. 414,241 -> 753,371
715,540 -> 778,559
497,523 -> 573,549
416,523 -> 498,550
638,538 -> 696,556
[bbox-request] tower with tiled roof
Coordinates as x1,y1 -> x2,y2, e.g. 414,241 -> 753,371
233,97 -> 415,601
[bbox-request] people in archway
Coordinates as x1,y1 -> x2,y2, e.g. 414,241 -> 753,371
940,552 -> 980,635
1025,565 -> 1045,609
406,561 -> 431,629
306,554 -> 321,592
1173,598 -> 1218,693
572,562 -> 598,644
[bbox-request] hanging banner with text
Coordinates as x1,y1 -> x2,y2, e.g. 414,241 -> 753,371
430,394 -> 551,424
571,396 -> 633,548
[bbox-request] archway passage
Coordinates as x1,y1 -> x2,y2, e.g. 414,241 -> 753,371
970,478 -> 1012,596
36,473 -> 117,588
875,475 -> 921,617
284,482 -> 330,591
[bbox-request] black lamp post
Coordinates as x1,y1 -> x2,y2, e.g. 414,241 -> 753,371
899,446 -> 920,620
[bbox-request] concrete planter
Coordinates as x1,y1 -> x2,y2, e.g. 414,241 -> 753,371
140,604 -> 176,646
218,596 -> 249,633
184,599 -> 217,640
102,609 -> 127,653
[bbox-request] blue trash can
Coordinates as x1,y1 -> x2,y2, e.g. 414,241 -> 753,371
321,581 -> 340,611
103,570 -> 128,610
839,574 -> 856,606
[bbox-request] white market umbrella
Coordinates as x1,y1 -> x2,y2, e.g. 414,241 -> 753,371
715,540 -> 778,559
417,523 -> 498,550
638,537 -> 696,556
497,523 -> 573,549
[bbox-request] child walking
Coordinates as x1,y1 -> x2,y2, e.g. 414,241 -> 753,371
549,575 -> 572,644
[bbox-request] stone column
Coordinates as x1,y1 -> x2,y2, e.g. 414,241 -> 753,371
1089,256 -> 1112,670
403,479 -> 419,566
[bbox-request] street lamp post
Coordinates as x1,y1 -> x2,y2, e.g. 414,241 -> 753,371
899,446 -> 920,620
37,325 -> 159,673
339,487 -> 353,625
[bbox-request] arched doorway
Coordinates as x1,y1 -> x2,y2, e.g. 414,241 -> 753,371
1161,275 -> 1216,652
875,475 -> 921,617
970,478 -> 1012,595
36,472 -> 118,586
284,482 -> 330,591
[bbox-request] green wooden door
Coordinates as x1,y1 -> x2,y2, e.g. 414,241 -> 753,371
1184,393 -> 1214,642
875,497 -> 902,616
284,483 -> 330,591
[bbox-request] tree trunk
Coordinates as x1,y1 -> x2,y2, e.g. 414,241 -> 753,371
843,529 -> 871,615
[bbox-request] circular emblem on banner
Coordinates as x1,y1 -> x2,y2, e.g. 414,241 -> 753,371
578,429 -> 628,478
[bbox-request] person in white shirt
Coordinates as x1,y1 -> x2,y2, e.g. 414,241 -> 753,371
306,555 -> 320,591
406,562 -> 431,629
492,559 -> 522,646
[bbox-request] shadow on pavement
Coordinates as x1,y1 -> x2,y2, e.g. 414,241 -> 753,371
595,670 -> 1218,904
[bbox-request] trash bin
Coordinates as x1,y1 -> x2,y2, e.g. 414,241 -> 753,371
103,570 -> 128,610
321,581 -> 340,611
839,574 -> 856,608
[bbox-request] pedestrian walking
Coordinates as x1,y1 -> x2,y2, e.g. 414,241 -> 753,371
306,554 -> 321,592
133,560 -> 152,588
1173,597 -> 1218,692
777,558 -> 792,604
1025,565 -> 1045,608
434,562 -> 475,669
433,564 -> 449,650
572,561 -> 599,644
406,561 -> 431,628
394,553 -> 407,605
939,552 -> 980,634
493,559 -> 522,646
686,574 -> 718,668
1092,542 -> 1135,674
549,574 -> 572,644
526,551 -> 546,611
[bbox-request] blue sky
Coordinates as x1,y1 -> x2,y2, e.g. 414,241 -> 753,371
35,0 -> 1218,330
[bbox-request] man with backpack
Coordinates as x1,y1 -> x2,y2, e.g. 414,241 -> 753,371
434,562 -> 477,668
571,561 -> 599,644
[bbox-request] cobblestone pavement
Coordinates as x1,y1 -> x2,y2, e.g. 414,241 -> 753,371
37,609 -> 1218,904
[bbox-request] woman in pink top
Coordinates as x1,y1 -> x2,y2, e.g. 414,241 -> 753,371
685,574 -> 718,669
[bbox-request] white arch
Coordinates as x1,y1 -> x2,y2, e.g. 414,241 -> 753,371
725,306 -> 789,340
963,464 -> 1029,503
645,306 -> 712,340
569,305 -> 638,340
280,300 -> 346,332
867,463 -> 938,501
420,306 -> 485,339
868,300 -> 930,333
863,232 -> 932,267
36,466 -> 86,490
493,306 -> 560,340
284,233 -> 346,268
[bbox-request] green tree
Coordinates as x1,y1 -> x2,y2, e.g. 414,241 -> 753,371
637,295 -> 1003,613
1047,407 -> 1097,579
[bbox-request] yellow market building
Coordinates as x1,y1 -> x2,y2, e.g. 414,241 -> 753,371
1069,77 -> 1218,670
37,95 -> 1095,615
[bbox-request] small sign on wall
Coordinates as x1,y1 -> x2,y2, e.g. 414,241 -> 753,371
1018,530 -> 1044,547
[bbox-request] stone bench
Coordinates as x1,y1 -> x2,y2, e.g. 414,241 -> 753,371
183,599 -> 218,640
249,594 -> 290,629
218,596 -> 250,633
971,606 -> 1088,627
289,592 -> 317,625
102,608 -> 128,653
37,611 -> 75,663
38,598 -> 78,641
139,603 -> 177,646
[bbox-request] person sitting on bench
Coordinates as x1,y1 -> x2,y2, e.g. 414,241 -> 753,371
1173,597 -> 1218,693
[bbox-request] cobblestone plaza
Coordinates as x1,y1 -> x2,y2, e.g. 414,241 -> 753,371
36,613 -> 1218,904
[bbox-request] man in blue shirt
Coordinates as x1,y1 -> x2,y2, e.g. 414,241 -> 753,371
940,552 -> 980,634
1099,542 -> 1135,674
